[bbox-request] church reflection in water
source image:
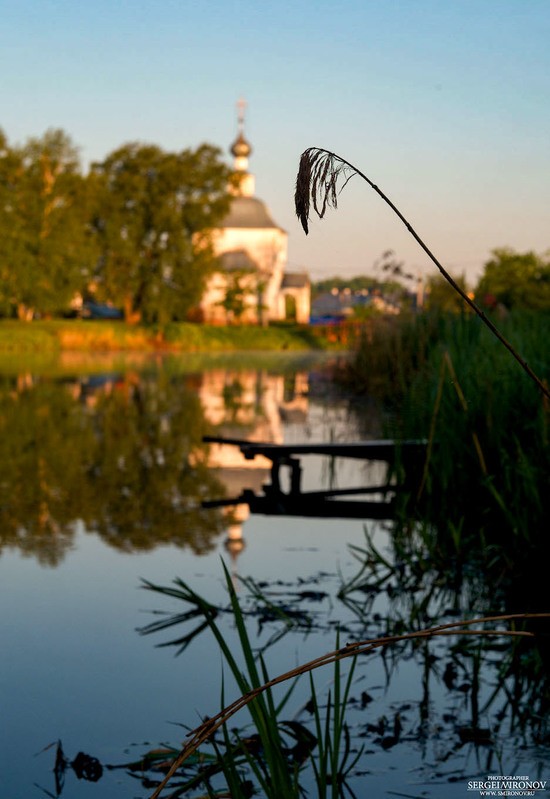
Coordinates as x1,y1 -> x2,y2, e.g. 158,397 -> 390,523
197,368 -> 311,564
197,367 -> 408,568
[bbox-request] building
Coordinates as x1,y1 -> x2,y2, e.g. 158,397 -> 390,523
199,102 -> 310,325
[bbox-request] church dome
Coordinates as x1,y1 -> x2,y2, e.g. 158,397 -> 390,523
230,133 -> 252,159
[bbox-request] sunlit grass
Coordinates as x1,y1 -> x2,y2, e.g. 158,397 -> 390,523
0,319 -> 335,353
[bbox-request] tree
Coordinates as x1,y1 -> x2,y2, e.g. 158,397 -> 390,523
425,272 -> 470,313
216,269 -> 259,324
91,143 -> 232,323
0,130 -> 21,316
0,129 -> 93,319
476,248 -> 550,311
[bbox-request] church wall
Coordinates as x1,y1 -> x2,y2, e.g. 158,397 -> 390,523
278,286 -> 311,324
213,227 -> 287,278
202,226 -> 288,323
201,270 -> 264,325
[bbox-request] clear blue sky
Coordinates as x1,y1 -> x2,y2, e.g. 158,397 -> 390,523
1,0 -> 549,282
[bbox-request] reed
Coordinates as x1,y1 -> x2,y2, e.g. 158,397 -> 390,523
141,567 -> 549,799
294,144 -> 549,558
294,147 -> 550,402
142,563 -> 360,799
337,308 -> 550,561
399,312 -> 549,548
340,311 -> 445,403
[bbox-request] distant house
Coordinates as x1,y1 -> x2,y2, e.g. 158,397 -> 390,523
310,287 -> 400,323
310,290 -> 353,323
199,103 -> 310,325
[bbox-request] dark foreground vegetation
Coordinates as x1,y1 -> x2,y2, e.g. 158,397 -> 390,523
345,309 -> 550,790
346,309 -> 549,557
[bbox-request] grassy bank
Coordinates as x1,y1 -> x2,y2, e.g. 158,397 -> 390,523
0,319 -> 331,353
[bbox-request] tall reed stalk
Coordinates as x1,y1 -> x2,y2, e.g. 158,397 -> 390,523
294,147 -> 550,402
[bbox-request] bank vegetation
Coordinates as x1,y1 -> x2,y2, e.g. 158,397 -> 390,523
0,319 -> 331,354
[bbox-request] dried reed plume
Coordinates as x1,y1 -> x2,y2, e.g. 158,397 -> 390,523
295,147 -> 550,401
295,149 -> 354,234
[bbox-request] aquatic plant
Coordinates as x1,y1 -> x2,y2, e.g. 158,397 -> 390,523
383,310 -> 550,547
294,147 -> 550,402
142,562 -> 361,799
338,525 -> 550,754
140,564 -> 548,799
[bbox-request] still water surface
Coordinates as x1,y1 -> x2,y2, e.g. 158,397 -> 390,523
1,353 -> 548,798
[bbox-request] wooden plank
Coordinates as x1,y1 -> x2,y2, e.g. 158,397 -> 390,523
202,490 -> 396,520
203,436 -> 428,463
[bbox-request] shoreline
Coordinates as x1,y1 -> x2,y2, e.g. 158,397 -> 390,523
0,319 -> 335,355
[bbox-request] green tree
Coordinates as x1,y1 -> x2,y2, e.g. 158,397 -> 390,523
0,129 -> 93,319
425,272 -> 470,313
91,143 -> 232,323
0,130 -> 21,316
476,248 -> 550,310
216,269 -> 255,323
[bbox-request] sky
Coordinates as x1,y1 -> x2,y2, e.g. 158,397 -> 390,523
1,0 -> 550,284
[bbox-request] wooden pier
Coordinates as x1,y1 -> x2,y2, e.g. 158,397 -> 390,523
202,436 -> 427,520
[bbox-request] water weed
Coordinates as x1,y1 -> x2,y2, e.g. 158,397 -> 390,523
140,564 -> 548,799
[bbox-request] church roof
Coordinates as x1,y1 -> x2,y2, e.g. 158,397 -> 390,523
220,196 -> 283,230
281,271 -> 310,288
218,249 -> 258,272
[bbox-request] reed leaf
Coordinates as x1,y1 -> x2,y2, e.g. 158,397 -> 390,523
148,593 -> 550,798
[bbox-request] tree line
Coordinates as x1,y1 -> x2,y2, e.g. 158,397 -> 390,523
0,128 -> 234,322
3,127 -> 547,325
312,247 -> 550,314
425,248 -> 550,313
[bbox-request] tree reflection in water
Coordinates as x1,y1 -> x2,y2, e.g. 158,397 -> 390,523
0,369 -> 231,564
0,359 -> 333,566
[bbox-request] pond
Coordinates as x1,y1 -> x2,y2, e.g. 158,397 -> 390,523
1,352 -> 548,799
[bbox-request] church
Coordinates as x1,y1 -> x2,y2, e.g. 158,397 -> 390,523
199,104 -> 310,325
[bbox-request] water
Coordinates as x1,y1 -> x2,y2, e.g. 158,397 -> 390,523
1,352 -> 548,798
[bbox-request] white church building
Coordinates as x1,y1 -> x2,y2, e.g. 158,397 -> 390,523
199,104 -> 310,325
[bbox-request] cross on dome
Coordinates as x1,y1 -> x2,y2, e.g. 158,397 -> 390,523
237,97 -> 247,133
230,97 -> 252,160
